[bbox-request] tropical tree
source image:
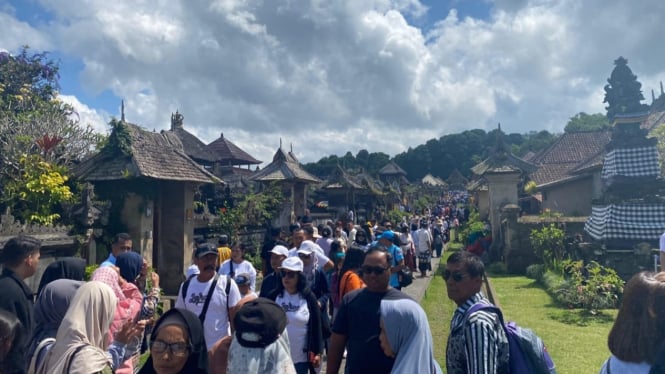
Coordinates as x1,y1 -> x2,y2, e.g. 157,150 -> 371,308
564,112 -> 610,133
0,46 -> 103,223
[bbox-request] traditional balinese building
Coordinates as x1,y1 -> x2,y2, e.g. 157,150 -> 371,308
167,111 -> 218,171
467,178 -> 489,219
528,130 -> 612,216
74,120 -> 222,293
318,165 -> 364,219
446,169 -> 469,191
421,173 -> 446,187
471,125 -> 537,265
378,161 -> 409,186
207,132 -> 262,183
249,145 -> 321,227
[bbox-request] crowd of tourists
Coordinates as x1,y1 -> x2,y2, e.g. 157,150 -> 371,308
5,192 -> 665,373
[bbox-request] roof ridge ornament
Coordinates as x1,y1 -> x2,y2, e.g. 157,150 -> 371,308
171,110 -> 184,130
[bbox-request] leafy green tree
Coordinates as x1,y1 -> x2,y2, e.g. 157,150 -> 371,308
213,182 -> 284,241
564,112 -> 610,133
603,56 -> 649,121
0,46 -> 103,222
514,130 -> 557,156
0,46 -> 59,114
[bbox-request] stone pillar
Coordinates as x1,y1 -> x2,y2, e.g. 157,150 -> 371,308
484,171 -> 521,249
120,193 -> 155,264
156,181 -> 195,294
478,189 -> 490,220
293,182 -> 306,218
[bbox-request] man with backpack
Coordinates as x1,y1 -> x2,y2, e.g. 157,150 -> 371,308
175,243 -> 242,351
445,251 -> 509,374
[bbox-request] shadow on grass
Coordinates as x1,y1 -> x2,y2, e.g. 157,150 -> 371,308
547,309 -> 615,326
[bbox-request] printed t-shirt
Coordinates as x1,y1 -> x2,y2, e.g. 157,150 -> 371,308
276,291 -> 310,364
175,275 -> 241,350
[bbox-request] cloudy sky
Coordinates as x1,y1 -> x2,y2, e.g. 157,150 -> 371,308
2,0 -> 665,166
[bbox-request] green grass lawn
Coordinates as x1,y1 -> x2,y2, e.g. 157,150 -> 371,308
422,246 -> 617,373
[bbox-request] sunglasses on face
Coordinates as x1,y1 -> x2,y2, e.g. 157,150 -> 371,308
443,270 -> 469,282
361,265 -> 389,275
280,270 -> 298,279
298,253 -> 312,259
151,340 -> 190,357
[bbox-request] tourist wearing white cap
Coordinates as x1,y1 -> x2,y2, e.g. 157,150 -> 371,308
289,240 -> 334,273
266,257 -> 324,374
259,245 -> 290,298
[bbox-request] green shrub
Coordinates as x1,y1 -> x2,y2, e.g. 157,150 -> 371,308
541,270 -> 566,291
85,264 -> 99,280
554,260 -> 624,312
487,262 -> 508,275
530,224 -> 566,273
526,264 -> 545,280
459,209 -> 485,244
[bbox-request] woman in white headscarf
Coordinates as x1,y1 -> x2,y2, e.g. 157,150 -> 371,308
379,298 -> 442,374
37,281 -> 117,374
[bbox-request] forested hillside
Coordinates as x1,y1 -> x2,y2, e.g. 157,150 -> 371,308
303,128 -> 557,180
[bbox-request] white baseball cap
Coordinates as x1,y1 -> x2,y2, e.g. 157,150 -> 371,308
270,245 -> 289,257
297,241 -> 315,255
280,257 -> 303,272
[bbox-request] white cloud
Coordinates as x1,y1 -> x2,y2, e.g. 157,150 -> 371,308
0,11 -> 50,51
58,94 -> 110,134
2,0 -> 665,166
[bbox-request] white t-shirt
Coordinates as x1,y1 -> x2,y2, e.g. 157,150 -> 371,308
347,228 -> 357,244
414,228 -> 432,253
275,291 -> 309,364
175,275 -> 242,351
218,260 -> 258,291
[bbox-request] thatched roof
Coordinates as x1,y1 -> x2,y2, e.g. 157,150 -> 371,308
379,161 -> 407,176
74,121 -> 222,184
166,111 -> 217,163
170,127 -> 218,163
321,165 -> 364,190
249,147 -> 320,183
446,169 -> 469,185
207,132 -> 261,166
421,174 -> 446,186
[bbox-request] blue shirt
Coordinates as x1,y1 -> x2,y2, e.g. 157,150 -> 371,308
388,244 -> 404,287
100,254 -> 116,267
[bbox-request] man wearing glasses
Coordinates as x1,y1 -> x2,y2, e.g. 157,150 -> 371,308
327,245 -> 411,374
100,232 -> 133,267
445,251 -> 509,374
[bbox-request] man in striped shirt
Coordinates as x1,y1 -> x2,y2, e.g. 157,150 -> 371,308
445,251 -> 509,374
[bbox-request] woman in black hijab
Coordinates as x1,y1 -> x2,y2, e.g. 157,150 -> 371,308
138,308 -> 207,374
37,257 -> 86,296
